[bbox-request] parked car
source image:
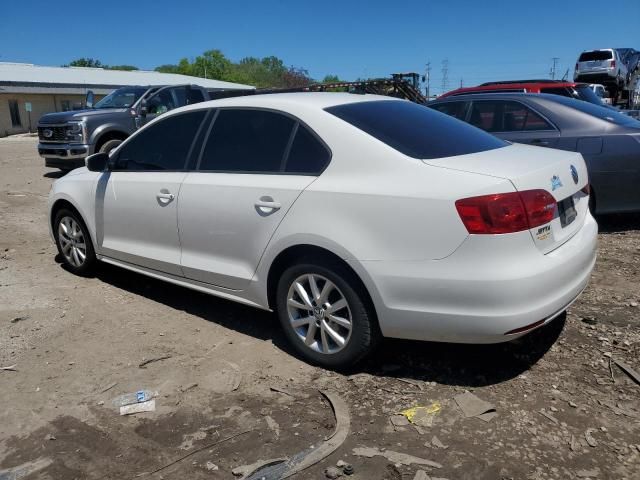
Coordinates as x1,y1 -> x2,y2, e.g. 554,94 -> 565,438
440,80 -> 607,107
574,49 -> 628,87
429,93 -> 640,214
48,93 -> 596,368
37,84 -> 213,171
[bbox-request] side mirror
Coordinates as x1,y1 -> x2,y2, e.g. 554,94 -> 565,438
86,90 -> 95,109
139,99 -> 148,117
85,152 -> 109,172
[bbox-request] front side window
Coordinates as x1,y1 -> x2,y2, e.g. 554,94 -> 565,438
146,90 -> 176,115
470,101 -> 553,132
114,110 -> 206,171
327,100 -> 506,160
430,101 -> 468,120
199,109 -> 295,173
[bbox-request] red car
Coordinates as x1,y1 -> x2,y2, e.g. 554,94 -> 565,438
439,80 -> 606,106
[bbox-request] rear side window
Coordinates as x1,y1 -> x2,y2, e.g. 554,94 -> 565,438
430,101 -> 468,120
200,109 -> 295,172
579,51 -> 613,61
326,100 -> 506,159
285,125 -> 331,174
115,110 -> 206,171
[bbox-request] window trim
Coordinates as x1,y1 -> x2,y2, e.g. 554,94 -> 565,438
194,106 -> 332,176
467,99 -> 559,134
430,100 -> 471,122
110,109 -> 209,172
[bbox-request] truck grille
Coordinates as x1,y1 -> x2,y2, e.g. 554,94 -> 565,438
37,126 -> 67,143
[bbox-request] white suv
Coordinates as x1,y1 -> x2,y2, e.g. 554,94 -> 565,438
574,49 -> 628,87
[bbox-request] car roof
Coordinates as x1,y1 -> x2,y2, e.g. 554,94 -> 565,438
430,92 -> 562,104
440,81 -> 583,98
175,92 -> 399,114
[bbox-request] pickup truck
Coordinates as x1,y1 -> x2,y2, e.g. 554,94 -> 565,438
37,84 -> 212,170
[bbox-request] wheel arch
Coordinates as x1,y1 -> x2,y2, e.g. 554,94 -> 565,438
50,198 -> 97,250
265,244 -> 380,330
93,129 -> 129,152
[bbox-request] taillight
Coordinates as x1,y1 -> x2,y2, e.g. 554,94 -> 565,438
610,60 -> 616,69
456,189 -> 557,235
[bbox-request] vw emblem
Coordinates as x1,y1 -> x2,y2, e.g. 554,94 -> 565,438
313,306 -> 324,319
570,165 -> 579,185
43,129 -> 53,138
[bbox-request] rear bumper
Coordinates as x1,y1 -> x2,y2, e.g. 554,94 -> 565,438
574,72 -> 619,84
39,143 -> 90,169
366,213 -> 598,343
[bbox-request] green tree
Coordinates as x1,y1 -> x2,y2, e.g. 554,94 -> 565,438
322,74 -> 342,83
106,65 -> 138,71
65,58 -> 103,68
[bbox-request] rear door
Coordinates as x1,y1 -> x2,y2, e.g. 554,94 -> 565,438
97,110 -> 206,275
469,100 -> 561,148
178,108 -> 330,289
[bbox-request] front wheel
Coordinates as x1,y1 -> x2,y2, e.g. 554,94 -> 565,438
276,262 -> 378,370
53,209 -> 96,275
98,139 -> 122,155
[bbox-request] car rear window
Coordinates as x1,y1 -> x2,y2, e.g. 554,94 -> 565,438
543,94 -> 640,127
579,51 -> 613,61
325,100 -> 507,159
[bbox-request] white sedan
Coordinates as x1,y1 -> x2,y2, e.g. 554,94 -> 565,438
48,93 -> 597,369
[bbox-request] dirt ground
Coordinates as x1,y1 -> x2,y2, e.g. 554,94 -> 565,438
1,136 -> 639,480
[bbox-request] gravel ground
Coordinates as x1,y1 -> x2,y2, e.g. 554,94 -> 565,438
1,137 -> 639,480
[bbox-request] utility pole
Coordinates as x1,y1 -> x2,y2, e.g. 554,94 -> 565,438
425,62 -> 431,99
460,78 -> 463,88
441,59 -> 449,93
550,57 -> 559,80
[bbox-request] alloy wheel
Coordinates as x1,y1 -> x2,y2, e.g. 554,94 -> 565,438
286,274 -> 353,354
58,216 -> 87,267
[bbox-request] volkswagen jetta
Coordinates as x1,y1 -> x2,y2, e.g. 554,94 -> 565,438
48,93 -> 597,368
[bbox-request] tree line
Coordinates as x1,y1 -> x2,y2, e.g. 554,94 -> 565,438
64,52 -> 343,88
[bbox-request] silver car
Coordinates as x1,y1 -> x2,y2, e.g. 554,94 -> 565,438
574,49 -> 628,87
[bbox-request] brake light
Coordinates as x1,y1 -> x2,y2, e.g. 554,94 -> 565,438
610,60 -> 616,69
455,190 -> 557,234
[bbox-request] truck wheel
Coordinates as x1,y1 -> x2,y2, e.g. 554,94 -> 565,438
99,139 -> 122,155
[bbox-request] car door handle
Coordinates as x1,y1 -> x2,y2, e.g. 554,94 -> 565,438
255,200 -> 281,209
255,196 -> 281,215
156,192 -> 175,202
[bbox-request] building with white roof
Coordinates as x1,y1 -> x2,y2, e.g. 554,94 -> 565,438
0,62 -> 253,137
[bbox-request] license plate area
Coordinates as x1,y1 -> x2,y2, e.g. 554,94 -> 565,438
558,196 -> 577,228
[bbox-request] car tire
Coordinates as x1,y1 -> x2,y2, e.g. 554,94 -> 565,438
99,139 -> 122,155
53,208 -> 96,276
276,261 -> 379,370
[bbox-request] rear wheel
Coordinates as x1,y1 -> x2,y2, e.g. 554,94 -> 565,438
276,261 -> 378,369
53,208 -> 96,275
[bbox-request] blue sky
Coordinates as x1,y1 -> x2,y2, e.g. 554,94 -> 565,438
2,0 -> 638,93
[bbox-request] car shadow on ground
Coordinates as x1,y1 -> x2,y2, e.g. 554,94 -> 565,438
596,213 -> 640,233
66,260 -> 563,388
43,171 -> 66,179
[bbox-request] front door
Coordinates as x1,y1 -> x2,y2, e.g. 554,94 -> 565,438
97,109 -> 207,275
178,109 -> 331,289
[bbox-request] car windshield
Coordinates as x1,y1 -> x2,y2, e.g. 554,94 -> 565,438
326,100 -> 507,159
579,51 -> 612,62
544,95 -> 640,128
93,87 -> 147,109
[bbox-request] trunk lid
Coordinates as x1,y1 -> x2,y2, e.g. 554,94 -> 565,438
424,143 -> 590,253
